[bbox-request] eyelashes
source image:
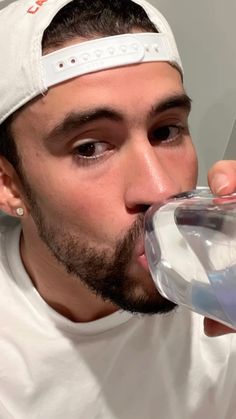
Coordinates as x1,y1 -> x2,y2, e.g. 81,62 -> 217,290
150,124 -> 185,144
72,139 -> 114,166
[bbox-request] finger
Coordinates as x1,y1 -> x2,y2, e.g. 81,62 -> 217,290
204,317 -> 236,337
207,160 -> 236,195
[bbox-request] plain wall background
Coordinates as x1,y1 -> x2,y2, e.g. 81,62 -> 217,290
1,0 -> 236,184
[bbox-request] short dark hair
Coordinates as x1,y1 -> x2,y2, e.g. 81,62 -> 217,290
0,0 -> 157,173
43,0 -> 157,51
0,116 -> 21,170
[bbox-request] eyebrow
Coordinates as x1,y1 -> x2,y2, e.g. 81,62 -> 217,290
149,93 -> 192,118
43,93 -> 192,144
43,109 -> 123,144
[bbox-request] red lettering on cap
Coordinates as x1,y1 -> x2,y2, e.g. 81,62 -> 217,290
27,5 -> 39,14
27,0 -> 48,14
36,0 -> 48,6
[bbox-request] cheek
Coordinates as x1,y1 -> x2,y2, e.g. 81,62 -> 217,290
29,171 -> 123,241
185,145 -> 198,186
165,142 -> 198,188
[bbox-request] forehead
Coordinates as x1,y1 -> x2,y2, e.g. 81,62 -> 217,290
14,60 -> 184,131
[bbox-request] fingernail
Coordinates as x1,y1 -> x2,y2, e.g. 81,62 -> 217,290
211,174 -> 229,194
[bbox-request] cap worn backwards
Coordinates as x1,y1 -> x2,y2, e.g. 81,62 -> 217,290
0,0 -> 183,124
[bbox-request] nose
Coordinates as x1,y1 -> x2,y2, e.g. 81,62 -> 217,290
124,140 -> 182,210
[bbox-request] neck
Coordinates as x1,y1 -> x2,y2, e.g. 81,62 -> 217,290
20,227 -> 118,323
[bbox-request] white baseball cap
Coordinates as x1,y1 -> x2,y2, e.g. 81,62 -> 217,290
0,0 -> 183,124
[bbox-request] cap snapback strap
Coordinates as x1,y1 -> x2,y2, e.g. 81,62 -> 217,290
42,32 -> 179,88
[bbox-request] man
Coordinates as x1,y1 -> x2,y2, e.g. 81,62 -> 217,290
0,0 -> 235,417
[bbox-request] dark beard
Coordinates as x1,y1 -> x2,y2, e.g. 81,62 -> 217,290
21,176 -> 176,315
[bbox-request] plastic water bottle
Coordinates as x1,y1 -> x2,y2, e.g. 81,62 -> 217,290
144,187 -> 236,329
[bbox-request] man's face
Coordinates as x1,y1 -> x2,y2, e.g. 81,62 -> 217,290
12,55 -> 198,314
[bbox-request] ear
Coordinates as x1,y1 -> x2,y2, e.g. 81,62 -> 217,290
0,156 -> 29,218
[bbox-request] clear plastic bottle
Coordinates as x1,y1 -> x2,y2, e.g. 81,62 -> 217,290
144,187 -> 236,328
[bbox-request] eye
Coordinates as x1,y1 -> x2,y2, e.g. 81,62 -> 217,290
72,139 -> 113,163
150,125 -> 183,144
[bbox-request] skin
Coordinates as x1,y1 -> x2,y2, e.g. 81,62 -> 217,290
0,38 -> 235,335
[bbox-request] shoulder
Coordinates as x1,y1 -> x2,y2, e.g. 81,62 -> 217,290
0,212 -> 20,274
0,212 -> 19,234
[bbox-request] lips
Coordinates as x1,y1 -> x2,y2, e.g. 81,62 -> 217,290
137,253 -> 150,271
136,240 -> 150,271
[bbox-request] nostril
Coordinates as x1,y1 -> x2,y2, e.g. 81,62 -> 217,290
127,204 -> 150,215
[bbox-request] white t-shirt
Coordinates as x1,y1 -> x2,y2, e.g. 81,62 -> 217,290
0,214 -> 236,419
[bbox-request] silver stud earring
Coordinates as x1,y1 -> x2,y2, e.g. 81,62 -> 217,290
16,207 -> 24,217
